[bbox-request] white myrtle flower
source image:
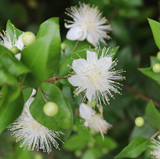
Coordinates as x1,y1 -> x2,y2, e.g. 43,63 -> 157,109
65,3 -> 111,46
68,48 -> 125,104
79,103 -> 111,139
9,96 -> 63,153
0,31 -> 24,60
150,139 -> 160,158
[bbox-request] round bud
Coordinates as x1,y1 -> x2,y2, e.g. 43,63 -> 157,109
87,141 -> 94,148
43,102 -> 58,117
10,46 -> 19,55
157,51 -> 160,60
61,43 -> 66,51
153,63 -> 160,73
87,98 -> 96,107
135,117 -> 144,127
74,150 -> 82,157
22,31 -> 36,46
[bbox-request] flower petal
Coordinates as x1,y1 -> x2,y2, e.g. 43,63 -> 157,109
79,103 -> 95,120
66,26 -> 84,40
72,59 -> 88,74
78,29 -> 87,41
87,33 -> 97,46
97,57 -> 112,72
86,50 -> 98,64
15,33 -> 24,50
15,53 -> 21,60
86,87 -> 95,102
68,75 -> 87,87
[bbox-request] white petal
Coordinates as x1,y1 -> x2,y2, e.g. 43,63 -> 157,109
72,59 -> 88,74
68,75 -> 87,87
25,97 -> 34,108
15,33 -> 24,50
66,26 -> 84,40
15,53 -> 21,60
97,57 -> 112,72
79,103 -> 95,120
31,89 -> 36,96
86,88 -> 95,102
87,33 -> 97,46
78,29 -> 87,41
86,50 -> 98,64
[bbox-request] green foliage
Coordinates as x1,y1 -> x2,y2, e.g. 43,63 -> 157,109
145,101 -> 160,130
115,137 -> 149,158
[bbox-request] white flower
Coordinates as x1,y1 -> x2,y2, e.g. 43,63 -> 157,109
150,139 -> 160,158
65,3 -> 111,46
79,103 -> 111,139
9,97 -> 63,153
68,49 -> 124,104
0,31 -> 24,60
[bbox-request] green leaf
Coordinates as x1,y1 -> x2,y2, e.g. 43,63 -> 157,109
0,68 -> 21,110
139,67 -> 160,85
6,20 -> 23,41
30,82 -> 73,140
63,135 -> 87,151
115,137 -> 149,158
37,17 -> 61,78
148,18 -> 160,49
22,87 -> 33,103
0,93 -> 23,133
0,45 -> 30,78
145,100 -> 160,130
75,117 -> 95,142
95,135 -> 117,150
21,18 -> 61,87
150,56 -> 160,67
82,148 -> 102,159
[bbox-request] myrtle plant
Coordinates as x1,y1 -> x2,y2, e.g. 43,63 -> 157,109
0,2 -> 126,158
115,19 -> 160,159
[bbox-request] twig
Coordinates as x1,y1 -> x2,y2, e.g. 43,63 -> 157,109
72,40 -> 79,52
39,87 -> 49,102
124,84 -> 160,108
150,130 -> 160,140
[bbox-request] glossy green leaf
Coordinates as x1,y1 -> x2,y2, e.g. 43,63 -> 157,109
63,135 -> 87,151
22,87 -> 33,103
95,135 -> 117,150
0,93 -> 23,133
150,56 -> 160,67
21,18 -> 61,87
148,19 -> 160,49
0,45 -> 30,78
82,148 -> 102,159
145,100 -> 160,130
6,20 -> 23,41
0,68 -> 21,110
30,82 -> 73,140
37,17 -> 61,78
115,137 -> 149,158
139,67 -> 160,85
75,117 -> 95,142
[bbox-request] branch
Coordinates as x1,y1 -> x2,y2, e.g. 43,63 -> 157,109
124,84 -> 160,107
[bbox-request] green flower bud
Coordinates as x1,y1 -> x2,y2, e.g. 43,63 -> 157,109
87,98 -> 96,107
135,117 -> 144,127
22,31 -> 36,46
43,102 -> 58,117
61,43 -> 66,51
157,51 -> 160,60
153,63 -> 160,73
74,150 -> 82,157
10,46 -> 19,55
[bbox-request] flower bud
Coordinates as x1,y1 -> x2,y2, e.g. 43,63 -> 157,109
10,46 -> 19,55
22,31 -> 36,46
74,150 -> 82,157
153,63 -> 160,73
157,51 -> 160,60
61,43 -> 66,51
43,102 -> 58,117
135,117 -> 144,127
87,98 -> 96,107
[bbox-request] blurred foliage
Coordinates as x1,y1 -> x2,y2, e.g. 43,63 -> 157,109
0,0 -> 160,159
